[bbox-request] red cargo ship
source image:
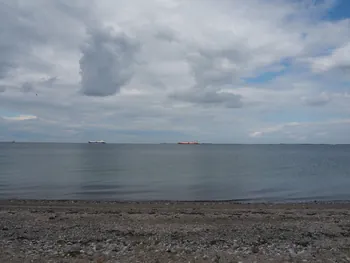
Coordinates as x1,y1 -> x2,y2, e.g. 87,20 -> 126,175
177,141 -> 199,145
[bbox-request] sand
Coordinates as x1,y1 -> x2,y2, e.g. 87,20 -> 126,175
1,200 -> 350,262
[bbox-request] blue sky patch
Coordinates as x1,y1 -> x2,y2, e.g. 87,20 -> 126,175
243,58 -> 292,84
243,70 -> 288,84
324,0 -> 350,21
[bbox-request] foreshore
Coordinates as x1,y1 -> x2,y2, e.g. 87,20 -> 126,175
1,200 -> 350,262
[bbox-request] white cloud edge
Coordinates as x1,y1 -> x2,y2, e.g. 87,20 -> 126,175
2,115 -> 38,121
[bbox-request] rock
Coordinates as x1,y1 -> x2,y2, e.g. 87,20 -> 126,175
1,200 -> 350,262
94,255 -> 107,263
252,245 -> 259,253
185,247 -> 193,253
64,244 -> 82,257
95,243 -> 104,251
166,247 -> 176,253
288,248 -> 297,258
296,239 -> 310,247
212,254 -> 220,262
56,239 -> 65,245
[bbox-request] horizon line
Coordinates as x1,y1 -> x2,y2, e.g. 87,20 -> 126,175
1,141 -> 349,145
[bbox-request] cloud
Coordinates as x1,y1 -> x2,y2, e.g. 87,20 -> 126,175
0,0 -> 93,83
21,82 -> 35,93
170,89 -> 243,108
79,27 -> 140,96
250,119 -> 350,143
41,76 -> 58,88
0,86 -> 6,93
249,131 -> 263,138
0,1 -> 37,79
311,42 -> 350,73
154,29 -> 178,42
2,115 -> 37,121
187,49 -> 244,88
249,122 -> 301,137
0,0 -> 349,143
301,92 -> 332,106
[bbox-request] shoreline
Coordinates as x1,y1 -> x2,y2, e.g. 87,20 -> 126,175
2,198 -> 350,208
3,198 -> 350,203
1,200 -> 350,262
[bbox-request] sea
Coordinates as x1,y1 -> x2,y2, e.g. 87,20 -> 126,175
1,143 -> 350,203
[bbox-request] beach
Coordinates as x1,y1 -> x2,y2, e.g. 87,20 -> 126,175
1,200 -> 350,262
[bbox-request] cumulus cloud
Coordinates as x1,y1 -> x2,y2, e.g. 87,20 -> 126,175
0,0 -> 349,143
79,27 -> 139,96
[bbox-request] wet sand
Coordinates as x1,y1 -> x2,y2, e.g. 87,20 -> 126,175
1,200 -> 350,262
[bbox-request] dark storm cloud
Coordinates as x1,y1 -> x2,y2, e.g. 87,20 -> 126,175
79,27 -> 140,97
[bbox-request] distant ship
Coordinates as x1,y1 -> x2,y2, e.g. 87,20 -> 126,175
88,140 -> 106,144
177,141 -> 199,145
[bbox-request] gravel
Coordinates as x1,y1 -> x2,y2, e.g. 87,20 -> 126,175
1,200 -> 350,262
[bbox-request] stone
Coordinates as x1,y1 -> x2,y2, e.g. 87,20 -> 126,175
64,244 -> 82,257
252,245 -> 259,253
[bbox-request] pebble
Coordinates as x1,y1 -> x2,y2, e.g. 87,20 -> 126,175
252,245 -> 259,253
95,243 -> 104,250
64,244 -> 82,256
1,200 -> 349,262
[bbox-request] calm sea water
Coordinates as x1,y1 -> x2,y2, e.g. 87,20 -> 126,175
0,143 -> 350,202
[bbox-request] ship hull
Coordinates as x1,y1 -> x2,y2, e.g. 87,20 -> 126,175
88,141 -> 106,144
177,142 -> 199,145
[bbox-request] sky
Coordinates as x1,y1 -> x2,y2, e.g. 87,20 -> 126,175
0,0 -> 349,144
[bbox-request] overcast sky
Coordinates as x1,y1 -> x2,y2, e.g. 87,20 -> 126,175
0,0 -> 349,143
